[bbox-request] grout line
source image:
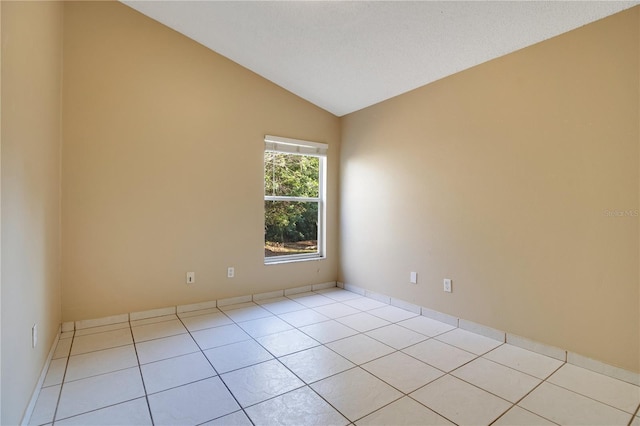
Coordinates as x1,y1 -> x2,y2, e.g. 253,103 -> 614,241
176,311 -> 256,425
127,322 -> 155,426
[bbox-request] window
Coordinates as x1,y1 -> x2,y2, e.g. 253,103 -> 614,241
264,135 -> 327,263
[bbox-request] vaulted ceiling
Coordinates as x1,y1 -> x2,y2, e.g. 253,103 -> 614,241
122,1 -> 639,116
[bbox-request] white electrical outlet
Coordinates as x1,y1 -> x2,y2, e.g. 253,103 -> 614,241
186,272 -> 195,284
227,267 -> 235,278
410,271 -> 418,284
32,324 -> 38,348
443,279 -> 452,293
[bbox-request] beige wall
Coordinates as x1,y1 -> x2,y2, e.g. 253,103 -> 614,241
61,2 -> 340,321
340,8 -> 640,373
1,2 -> 63,424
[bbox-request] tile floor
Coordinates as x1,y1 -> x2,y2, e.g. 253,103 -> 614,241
29,288 -> 640,426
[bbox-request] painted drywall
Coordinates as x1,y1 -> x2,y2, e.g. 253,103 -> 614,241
61,2 -> 340,321
340,8 -> 639,373
1,1 -> 63,423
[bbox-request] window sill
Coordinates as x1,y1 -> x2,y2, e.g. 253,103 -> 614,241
264,255 -> 325,265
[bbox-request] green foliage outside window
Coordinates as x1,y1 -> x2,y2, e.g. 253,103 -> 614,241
264,152 -> 320,256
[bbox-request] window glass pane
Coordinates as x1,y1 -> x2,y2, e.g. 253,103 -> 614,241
265,200 -> 318,258
264,152 -> 319,198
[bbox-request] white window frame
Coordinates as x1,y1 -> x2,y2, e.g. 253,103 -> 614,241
264,135 -> 327,264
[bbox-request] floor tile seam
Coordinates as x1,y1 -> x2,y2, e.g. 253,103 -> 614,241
393,321 -> 454,339
296,321 -> 361,342
541,379 -> 640,415
50,340 -> 72,425
73,324 -> 129,336
125,325 -> 155,426
406,373 -> 515,425
305,366 -> 402,424
400,336 -> 481,362
363,329 -> 429,350
397,344 -> 449,376
483,347 -> 567,381
193,409 -> 250,426
404,393 -> 460,426
144,373 -> 221,397
432,334 -> 503,357
358,356 -> 444,395
133,330 -> 189,344
495,405 -> 561,426
348,392 -> 406,424
71,341 -> 134,357
176,314 -> 253,423
229,313 -> 277,325
51,396 -> 148,425
130,315 -> 180,328
444,369 -> 529,405
468,353 -> 553,382
62,363 -> 142,385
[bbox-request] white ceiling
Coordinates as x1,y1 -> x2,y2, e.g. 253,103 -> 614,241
122,1 -> 638,117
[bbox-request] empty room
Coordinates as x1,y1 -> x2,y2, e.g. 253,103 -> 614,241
1,1 -> 639,425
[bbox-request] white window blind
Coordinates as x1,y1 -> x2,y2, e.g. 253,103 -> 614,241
264,135 -> 328,157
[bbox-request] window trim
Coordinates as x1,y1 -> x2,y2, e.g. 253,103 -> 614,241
264,135 -> 327,264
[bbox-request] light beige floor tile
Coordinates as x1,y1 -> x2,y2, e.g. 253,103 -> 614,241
291,293 -> 335,308
492,406 -> 556,425
180,311 -> 233,332
362,352 -> 443,393
55,397 -> 152,425
131,318 -> 186,342
65,345 -> 138,382
245,386 -> 349,426
28,385 -> 60,426
436,328 -> 502,355
141,351 -> 216,394
368,305 -> 418,323
356,396 -> 453,426
219,301 -> 257,310
74,322 -> 129,337
336,312 -> 391,333
343,297 -> 388,311
632,416 -> 640,426
311,368 -> 402,422
255,329 -> 319,357
299,320 -> 359,344
451,357 -> 541,403
70,328 -> 133,356
204,339 -> 273,374
484,343 -> 563,379
221,359 -> 304,407
280,345 -> 355,384
56,367 -> 145,420
43,358 -> 67,387
313,303 -> 360,319
53,338 -> 73,359
326,334 -> 395,365
257,298 -> 306,315
238,315 -> 293,338
191,324 -> 251,350
397,316 -> 455,337
148,376 -> 240,425
403,339 -> 476,372
411,375 -> 511,426
315,288 -> 363,302
223,305 -> 273,323
547,363 -> 640,413
203,410 -> 253,425
366,324 -> 427,350
136,333 -> 200,364
177,307 -> 220,319
519,382 -> 631,425
130,314 -> 177,327
278,309 -> 330,327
